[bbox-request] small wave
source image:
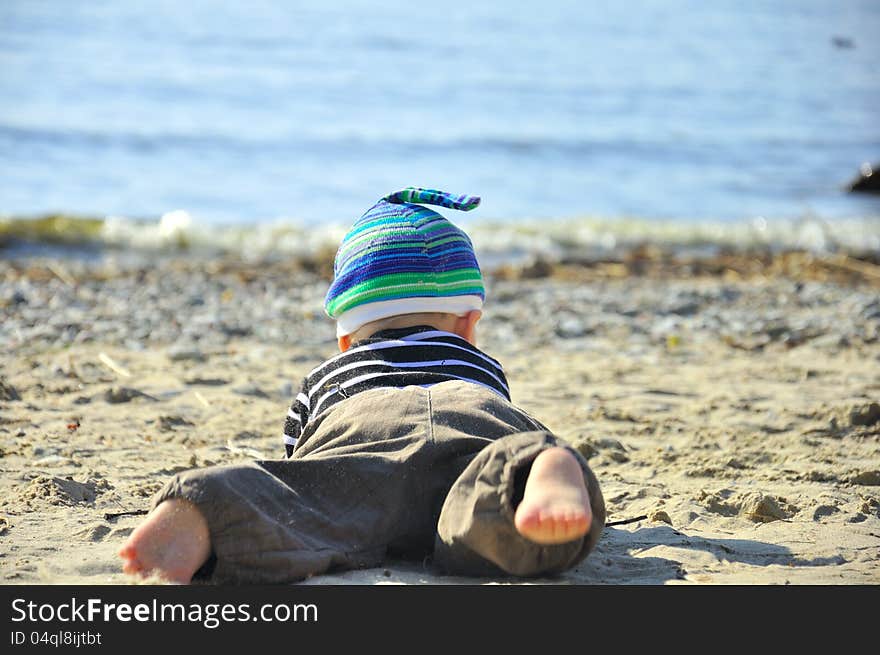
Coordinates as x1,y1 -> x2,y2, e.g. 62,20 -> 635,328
0,124 -> 248,154
0,122 -> 751,160
3,211 -> 879,265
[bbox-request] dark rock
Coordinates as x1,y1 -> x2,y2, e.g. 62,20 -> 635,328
763,322 -> 790,340
572,439 -> 598,460
0,380 -> 21,401
850,402 -> 880,427
861,302 -> 880,321
850,470 -> 880,486
184,377 -> 228,386
519,257 -> 555,279
158,415 -> 195,431
220,323 -> 252,337
232,383 -> 270,399
812,505 -> 840,520
847,162 -> 880,194
669,301 -> 701,316
167,344 -> 207,362
104,386 -> 158,403
595,438 -> 627,451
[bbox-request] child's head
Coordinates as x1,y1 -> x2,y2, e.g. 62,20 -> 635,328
324,187 -> 485,350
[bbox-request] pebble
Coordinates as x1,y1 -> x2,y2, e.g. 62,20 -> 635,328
850,470 -> 880,486
849,402 -> 880,427
158,415 -> 195,431
184,377 -> 229,386
668,301 -> 700,316
104,386 -> 157,403
572,439 -> 598,460
232,383 -> 271,399
0,256 -> 874,359
811,505 -> 840,520
167,344 -> 207,362
0,381 -> 21,401
605,451 -> 630,463
555,317 -> 590,338
648,509 -> 672,525
594,438 -> 627,451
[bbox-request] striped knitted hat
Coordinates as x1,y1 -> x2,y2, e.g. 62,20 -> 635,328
325,187 -> 484,337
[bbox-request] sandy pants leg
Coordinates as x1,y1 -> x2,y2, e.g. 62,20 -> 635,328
152,456 -> 406,584
150,385 -> 472,584
433,431 -> 606,577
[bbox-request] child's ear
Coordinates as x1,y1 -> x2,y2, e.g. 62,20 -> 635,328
338,334 -> 352,352
455,310 -> 482,346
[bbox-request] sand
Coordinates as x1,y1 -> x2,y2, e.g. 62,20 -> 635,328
1,249 -> 878,585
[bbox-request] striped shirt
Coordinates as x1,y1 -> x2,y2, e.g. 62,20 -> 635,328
282,326 -> 510,457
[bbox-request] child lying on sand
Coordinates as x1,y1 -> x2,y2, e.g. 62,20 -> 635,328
119,187 -> 606,583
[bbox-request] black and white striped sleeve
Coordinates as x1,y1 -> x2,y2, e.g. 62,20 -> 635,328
283,379 -> 311,457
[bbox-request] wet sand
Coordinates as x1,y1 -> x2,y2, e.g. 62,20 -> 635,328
1,248 -> 878,584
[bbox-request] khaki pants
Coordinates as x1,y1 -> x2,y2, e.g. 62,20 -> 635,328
152,381 -> 605,583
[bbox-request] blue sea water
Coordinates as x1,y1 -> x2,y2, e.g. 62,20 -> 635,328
1,0 -> 879,233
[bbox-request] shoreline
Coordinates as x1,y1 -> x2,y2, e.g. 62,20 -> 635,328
4,210 -> 880,270
1,249 -> 878,584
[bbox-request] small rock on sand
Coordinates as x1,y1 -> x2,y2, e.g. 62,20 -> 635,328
232,383 -> 270,399
555,317 -> 590,338
0,380 -> 21,401
849,402 -> 880,427
104,386 -> 157,403
167,344 -> 207,362
158,415 -> 195,431
648,509 -> 673,525
850,470 -> 880,486
572,439 -> 598,460
811,504 -> 840,521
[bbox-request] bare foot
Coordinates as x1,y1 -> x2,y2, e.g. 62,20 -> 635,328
118,499 -> 211,584
514,447 -> 592,545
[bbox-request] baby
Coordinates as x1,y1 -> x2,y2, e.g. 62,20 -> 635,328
119,187 -> 605,583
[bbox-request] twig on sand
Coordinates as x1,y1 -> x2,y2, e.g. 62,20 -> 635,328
193,391 -> 210,408
821,253 -> 880,281
605,514 -> 648,527
46,262 -> 76,286
104,509 -> 148,520
98,352 -> 132,378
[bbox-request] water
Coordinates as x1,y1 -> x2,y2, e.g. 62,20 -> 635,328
1,0 -> 879,246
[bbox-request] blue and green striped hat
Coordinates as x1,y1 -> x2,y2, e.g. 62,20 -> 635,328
325,187 -> 485,337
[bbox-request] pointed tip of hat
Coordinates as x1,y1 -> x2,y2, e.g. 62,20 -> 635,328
383,187 -> 480,212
